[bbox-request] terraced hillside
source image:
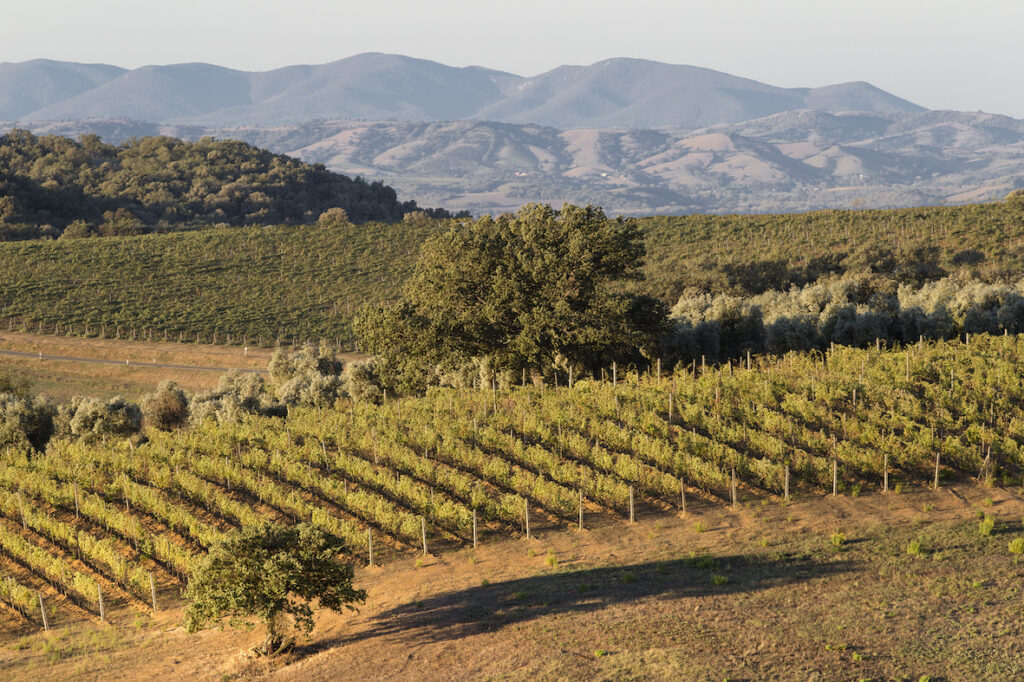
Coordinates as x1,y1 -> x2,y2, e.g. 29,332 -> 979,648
0,334 -> 1020,633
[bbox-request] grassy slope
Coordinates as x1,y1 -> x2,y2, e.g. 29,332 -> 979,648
1,201 -> 1023,345
0,332 -> 277,400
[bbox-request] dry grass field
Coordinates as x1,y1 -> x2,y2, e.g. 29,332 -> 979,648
2,484 -> 1021,681
0,332 -> 362,400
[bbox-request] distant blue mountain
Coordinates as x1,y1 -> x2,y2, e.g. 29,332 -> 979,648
3,53 -> 924,129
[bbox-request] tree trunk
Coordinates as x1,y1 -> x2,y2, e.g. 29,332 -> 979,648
261,613 -> 291,656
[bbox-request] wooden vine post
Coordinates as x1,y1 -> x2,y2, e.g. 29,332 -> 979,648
149,573 -> 158,612
472,509 -> 478,549
679,476 -> 686,514
38,593 -> 49,631
730,468 -> 737,508
524,499 -> 531,539
97,585 -> 105,623
367,529 -> 374,567
421,517 -> 427,557
883,451 -> 889,493
832,458 -> 838,497
578,491 -> 584,531
784,462 -> 790,502
629,486 -> 635,523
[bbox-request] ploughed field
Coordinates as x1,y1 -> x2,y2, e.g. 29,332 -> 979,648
0,334 -> 1020,649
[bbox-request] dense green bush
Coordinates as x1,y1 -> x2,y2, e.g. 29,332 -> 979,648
0,393 -> 55,451
54,396 -> 142,442
189,371 -> 283,425
356,204 -> 668,394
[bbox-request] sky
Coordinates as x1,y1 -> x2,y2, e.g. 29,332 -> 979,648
2,0 -> 1023,117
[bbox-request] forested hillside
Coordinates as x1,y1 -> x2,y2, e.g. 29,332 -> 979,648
0,130 -> 454,237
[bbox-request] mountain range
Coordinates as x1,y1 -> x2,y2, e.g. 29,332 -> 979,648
1,53 -> 922,129
3,53 -> 1023,215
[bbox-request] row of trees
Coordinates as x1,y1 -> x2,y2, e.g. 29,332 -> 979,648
666,272 -> 1024,363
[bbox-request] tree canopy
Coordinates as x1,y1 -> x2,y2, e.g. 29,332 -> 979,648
0,130 -> 461,237
355,203 -> 667,393
184,523 -> 365,656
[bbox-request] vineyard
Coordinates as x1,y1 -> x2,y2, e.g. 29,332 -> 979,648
1,333 -> 1020,632
0,220 -> 436,348
1,200 -> 1023,347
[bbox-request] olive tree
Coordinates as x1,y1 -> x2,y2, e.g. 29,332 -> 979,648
55,396 -> 142,442
0,393 -> 55,452
184,523 -> 365,656
141,380 -> 189,430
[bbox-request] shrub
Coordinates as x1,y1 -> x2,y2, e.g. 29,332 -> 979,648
1008,537 -> 1024,557
0,393 -> 55,451
189,371 -> 282,425
269,345 -> 345,407
141,381 -> 189,430
906,539 -> 923,557
316,207 -> 350,228
55,396 -> 141,442
343,361 -> 383,404
979,514 -> 995,537
0,372 -> 30,399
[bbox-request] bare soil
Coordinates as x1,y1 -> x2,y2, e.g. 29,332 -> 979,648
3,484 -> 1023,680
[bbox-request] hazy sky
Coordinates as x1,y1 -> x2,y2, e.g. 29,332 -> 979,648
3,0 -> 1023,117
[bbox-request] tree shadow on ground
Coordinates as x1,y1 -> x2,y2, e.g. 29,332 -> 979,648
297,550 -> 854,657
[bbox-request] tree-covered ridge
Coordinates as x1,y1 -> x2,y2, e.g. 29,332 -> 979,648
0,130 -> 453,236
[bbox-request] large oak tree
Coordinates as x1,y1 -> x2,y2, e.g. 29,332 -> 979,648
355,203 -> 667,393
